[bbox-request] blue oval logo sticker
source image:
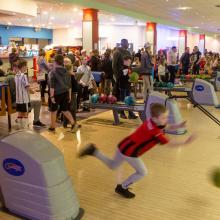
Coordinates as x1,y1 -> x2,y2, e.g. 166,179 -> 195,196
3,158 -> 25,176
195,85 -> 204,91
218,77 -> 220,82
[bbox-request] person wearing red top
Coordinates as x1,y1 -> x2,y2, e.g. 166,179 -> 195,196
79,103 -> 196,199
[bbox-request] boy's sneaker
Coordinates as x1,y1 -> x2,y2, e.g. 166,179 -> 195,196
33,121 -> 46,128
48,127 -> 56,132
115,184 -> 135,199
78,143 -> 97,158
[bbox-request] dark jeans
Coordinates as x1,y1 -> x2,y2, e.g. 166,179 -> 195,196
192,64 -> 200,75
120,88 -> 135,116
182,65 -> 189,75
63,93 -> 77,126
167,65 -> 177,84
77,84 -> 89,110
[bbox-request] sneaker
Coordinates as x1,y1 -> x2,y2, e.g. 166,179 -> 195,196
78,143 -> 97,158
71,123 -> 82,132
48,127 -> 56,132
120,114 -> 127,119
33,121 -> 46,128
115,184 -> 135,198
128,114 -> 138,119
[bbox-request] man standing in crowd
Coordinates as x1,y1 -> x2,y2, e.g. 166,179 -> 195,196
167,46 -> 178,83
112,39 -> 130,100
191,46 -> 202,75
140,42 -> 154,101
180,47 -> 190,75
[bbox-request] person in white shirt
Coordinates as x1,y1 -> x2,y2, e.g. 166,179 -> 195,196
76,57 -> 95,111
15,59 -> 30,128
158,58 -> 167,82
167,46 -> 178,83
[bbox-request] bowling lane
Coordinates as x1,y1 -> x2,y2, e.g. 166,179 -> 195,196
1,98 -> 220,220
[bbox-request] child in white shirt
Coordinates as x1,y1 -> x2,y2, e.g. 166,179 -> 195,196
15,59 -> 30,128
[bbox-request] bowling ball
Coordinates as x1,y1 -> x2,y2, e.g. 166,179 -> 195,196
161,82 -> 167,88
167,82 -> 174,88
99,94 -> 108,103
124,96 -> 136,106
153,82 -> 160,87
107,95 -> 117,104
211,168 -> 220,188
180,75 -> 185,80
130,72 -> 139,83
185,75 -> 191,80
91,94 -> 99,103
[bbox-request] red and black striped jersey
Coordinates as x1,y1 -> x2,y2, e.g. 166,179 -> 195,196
118,119 -> 169,157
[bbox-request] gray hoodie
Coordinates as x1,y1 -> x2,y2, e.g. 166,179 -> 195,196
50,67 -> 71,95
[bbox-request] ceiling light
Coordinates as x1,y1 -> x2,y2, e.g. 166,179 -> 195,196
26,18 -> 31,22
50,16 -> 55,20
28,24 -> 32,27
42,24 -> 45,27
43,11 -> 48,15
70,20 -> 74,24
177,7 -> 192,10
7,22 -> 12,25
193,26 -> 199,29
65,25 -> 70,28
48,22 -> 52,25
110,17 -> 115,22
78,12 -> 83,16
73,7 -> 78,12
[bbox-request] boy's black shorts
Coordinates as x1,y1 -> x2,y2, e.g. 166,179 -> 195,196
16,103 -> 31,112
49,92 -> 69,112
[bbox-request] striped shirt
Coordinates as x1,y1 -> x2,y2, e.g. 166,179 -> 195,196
15,72 -> 30,104
118,120 -> 169,157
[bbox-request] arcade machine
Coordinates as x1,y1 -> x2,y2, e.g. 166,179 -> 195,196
0,130 -> 83,220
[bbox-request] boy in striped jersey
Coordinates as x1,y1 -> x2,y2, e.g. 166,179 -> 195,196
79,103 -> 196,199
15,59 -> 30,128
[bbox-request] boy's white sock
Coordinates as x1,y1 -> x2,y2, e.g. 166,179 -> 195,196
22,117 -> 29,129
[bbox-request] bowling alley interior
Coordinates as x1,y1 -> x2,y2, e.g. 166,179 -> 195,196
0,0 -> 220,220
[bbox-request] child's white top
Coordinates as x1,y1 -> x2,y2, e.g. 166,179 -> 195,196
15,72 -> 30,104
77,65 -> 94,87
158,65 -> 166,76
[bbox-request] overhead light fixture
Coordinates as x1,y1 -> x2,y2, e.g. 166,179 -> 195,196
110,17 -> 115,22
70,20 -> 74,24
73,7 -> 78,12
7,22 -> 12,25
42,24 -> 45,27
65,25 -> 70,28
50,16 -> 55,20
26,18 -> 31,22
78,12 -> 83,16
43,11 -> 48,15
177,6 -> 192,10
193,26 -> 199,29
48,22 -> 52,25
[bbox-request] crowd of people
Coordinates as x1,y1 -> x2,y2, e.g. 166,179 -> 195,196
0,39 -> 219,131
